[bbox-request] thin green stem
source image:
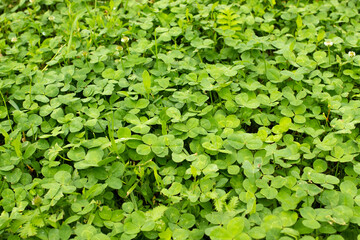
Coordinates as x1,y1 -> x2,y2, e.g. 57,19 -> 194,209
58,154 -> 71,162
0,91 -> 13,132
337,63 -> 342,77
172,37 -> 177,49
0,179 -> 5,195
130,192 -> 138,211
335,162 -> 339,177
197,51 -> 203,64
209,91 -> 213,105
262,44 -> 267,73
42,45 -> 65,72
125,42 -> 129,55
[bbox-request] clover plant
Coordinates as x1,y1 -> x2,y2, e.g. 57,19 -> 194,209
0,0 -> 360,239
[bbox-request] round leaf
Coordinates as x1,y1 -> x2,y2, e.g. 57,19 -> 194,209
136,144 -> 151,155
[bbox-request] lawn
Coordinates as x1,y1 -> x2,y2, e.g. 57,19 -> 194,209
0,0 -> 360,239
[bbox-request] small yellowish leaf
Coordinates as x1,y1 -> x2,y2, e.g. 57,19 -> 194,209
142,70 -> 151,95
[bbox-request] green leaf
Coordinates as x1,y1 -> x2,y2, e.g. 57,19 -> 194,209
300,207 -> 316,220
235,93 -> 260,109
162,182 -> 182,196
141,220 -> 155,231
173,228 -> 189,240
266,67 -> 281,83
327,236 -> 344,240
61,66 -> 74,77
54,171 -> 71,185
302,219 -> 321,229
84,183 -> 107,199
24,143 -> 37,159
59,225 -> 72,240
166,107 -> 181,121
272,117 -> 292,134
1,189 -> 15,212
19,222 -> 37,238
136,144 -> 151,155
99,206 -> 112,220
106,176 -> 123,189
68,147 -> 86,161
248,226 -> 266,239
228,165 -> 240,175
169,139 -> 183,153
178,213 -> 195,229
165,207 -> 180,223
261,215 -> 282,231
93,233 -> 110,240
84,108 -> 100,119
313,51 -> 327,64
74,224 -> 97,239
117,127 -> 132,139
142,70 -> 151,95
296,15 -> 302,29
209,227 -> 232,240
122,202 -> 134,213
74,148 -> 104,169
313,159 -> 327,172
227,217 -> 244,235
246,137 -> 263,150
340,180 -> 357,198
102,68 -> 115,79
260,187 -> 278,199
317,30 -> 325,42
11,134 -> 22,158
226,133 -> 245,150
70,117 -> 83,132
159,228 -> 172,240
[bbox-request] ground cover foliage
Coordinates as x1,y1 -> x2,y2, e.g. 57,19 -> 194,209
0,0 -> 360,239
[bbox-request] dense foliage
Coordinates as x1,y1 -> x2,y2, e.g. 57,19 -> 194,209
1,0 -> 360,239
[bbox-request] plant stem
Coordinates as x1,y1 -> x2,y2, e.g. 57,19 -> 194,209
335,162 -> 339,177
337,63 -> 342,77
0,91 -> 13,132
262,44 -> 267,73
209,91 -> 213,105
197,51 -> 203,64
